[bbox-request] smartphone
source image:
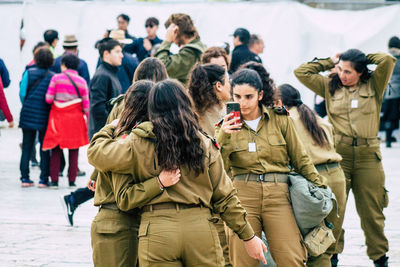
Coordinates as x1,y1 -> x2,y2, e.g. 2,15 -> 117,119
226,102 -> 241,130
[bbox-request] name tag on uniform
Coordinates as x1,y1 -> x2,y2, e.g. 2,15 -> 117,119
351,99 -> 358,108
248,142 -> 256,152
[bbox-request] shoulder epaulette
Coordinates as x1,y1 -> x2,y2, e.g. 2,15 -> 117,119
200,130 -> 220,150
273,106 -> 289,116
110,94 -> 125,106
308,57 -> 331,63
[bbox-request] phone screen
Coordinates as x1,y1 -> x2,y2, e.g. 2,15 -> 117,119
226,102 -> 241,130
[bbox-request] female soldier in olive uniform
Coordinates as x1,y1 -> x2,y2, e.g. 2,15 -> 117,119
217,69 -> 327,267
88,79 -> 267,267
275,83 -> 346,267
294,49 -> 395,267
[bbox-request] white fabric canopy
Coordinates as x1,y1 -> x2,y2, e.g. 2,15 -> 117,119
1,1 -> 400,118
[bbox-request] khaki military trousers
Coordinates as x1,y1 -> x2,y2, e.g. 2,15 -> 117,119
336,143 -> 389,261
91,207 -> 141,267
213,216 -> 232,267
138,206 -> 224,267
307,164 -> 346,267
228,180 -> 307,267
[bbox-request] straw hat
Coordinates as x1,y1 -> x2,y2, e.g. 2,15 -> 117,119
109,29 -> 133,44
63,34 -> 79,47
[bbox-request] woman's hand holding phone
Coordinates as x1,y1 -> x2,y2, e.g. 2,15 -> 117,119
221,113 -> 242,134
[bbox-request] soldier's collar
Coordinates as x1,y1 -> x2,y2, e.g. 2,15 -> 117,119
261,105 -> 271,120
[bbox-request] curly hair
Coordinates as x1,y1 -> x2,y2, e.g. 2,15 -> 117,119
164,13 -> 199,46
34,47 -> 54,69
149,79 -> 205,175
238,61 -> 275,107
188,63 -> 226,115
114,80 -> 155,137
201,47 -> 229,69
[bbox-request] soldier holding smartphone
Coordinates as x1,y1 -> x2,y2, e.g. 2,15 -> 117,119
217,69 -> 327,267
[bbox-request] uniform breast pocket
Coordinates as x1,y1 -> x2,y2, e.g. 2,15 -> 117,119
230,142 -> 252,166
358,88 -> 376,115
328,91 -> 346,115
267,134 -> 288,163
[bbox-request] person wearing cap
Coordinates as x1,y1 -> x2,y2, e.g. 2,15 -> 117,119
381,36 -> 400,148
229,28 -> 261,74
107,30 -> 138,93
43,29 -> 60,58
51,35 -> 90,85
155,13 -> 206,85
123,17 -> 163,62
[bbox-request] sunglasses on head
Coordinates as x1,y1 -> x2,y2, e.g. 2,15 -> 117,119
145,24 -> 154,28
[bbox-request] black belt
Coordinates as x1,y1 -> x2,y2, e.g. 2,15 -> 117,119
336,135 -> 378,146
234,173 -> 289,183
100,203 -> 139,215
314,162 -> 340,173
142,202 -> 203,213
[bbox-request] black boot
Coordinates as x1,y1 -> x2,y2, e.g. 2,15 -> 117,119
331,254 -> 338,267
374,255 -> 388,267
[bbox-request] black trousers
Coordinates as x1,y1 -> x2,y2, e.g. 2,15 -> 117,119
20,129 -> 49,180
71,187 -> 94,207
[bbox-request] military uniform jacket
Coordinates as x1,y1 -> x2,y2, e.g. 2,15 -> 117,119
155,38 -> 206,85
88,121 -> 255,240
294,53 -> 396,139
216,105 -> 327,187
288,107 -> 342,165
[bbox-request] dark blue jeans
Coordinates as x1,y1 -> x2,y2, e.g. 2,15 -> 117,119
20,129 -> 50,180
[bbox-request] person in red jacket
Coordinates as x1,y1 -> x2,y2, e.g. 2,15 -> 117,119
0,78 -> 13,128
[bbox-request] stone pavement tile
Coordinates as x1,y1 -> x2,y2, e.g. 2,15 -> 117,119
1,127 -> 400,266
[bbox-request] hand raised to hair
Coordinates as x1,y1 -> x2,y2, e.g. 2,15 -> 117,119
330,53 -> 340,64
158,168 -> 181,188
244,236 -> 268,264
221,113 -> 242,134
165,23 -> 179,43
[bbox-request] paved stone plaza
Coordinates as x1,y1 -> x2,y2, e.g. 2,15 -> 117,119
0,127 -> 399,266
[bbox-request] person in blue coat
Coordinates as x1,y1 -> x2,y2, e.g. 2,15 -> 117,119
0,58 -> 10,88
19,48 -> 55,187
51,35 -> 90,85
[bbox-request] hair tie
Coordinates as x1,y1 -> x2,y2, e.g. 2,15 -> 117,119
296,99 -> 303,106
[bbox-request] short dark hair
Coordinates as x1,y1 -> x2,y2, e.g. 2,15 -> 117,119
233,28 -> 250,45
32,41 -> 48,54
201,46 -> 229,68
34,48 -> 54,69
43,29 -> 59,45
61,53 -> 80,70
388,36 -> 400,49
97,38 -> 121,59
249,34 -> 261,48
231,68 -> 262,92
134,57 -> 168,82
118,14 -> 130,23
145,17 -> 159,27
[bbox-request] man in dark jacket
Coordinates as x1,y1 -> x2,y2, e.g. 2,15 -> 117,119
229,28 -> 262,74
51,35 -> 90,85
123,17 -> 163,62
89,38 -> 123,139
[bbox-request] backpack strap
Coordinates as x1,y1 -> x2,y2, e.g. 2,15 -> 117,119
26,70 -> 50,98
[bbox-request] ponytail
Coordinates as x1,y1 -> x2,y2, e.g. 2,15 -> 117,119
188,63 -> 226,114
279,84 -> 329,147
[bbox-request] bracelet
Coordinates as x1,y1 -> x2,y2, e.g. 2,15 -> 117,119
244,235 -> 256,242
157,176 -> 165,189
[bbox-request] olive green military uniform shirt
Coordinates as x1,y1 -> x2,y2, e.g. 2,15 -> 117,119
92,95 -> 127,206
216,105 -> 327,187
294,53 -> 396,138
288,107 -> 342,165
198,104 -> 225,136
155,38 -> 206,85
88,122 -> 255,240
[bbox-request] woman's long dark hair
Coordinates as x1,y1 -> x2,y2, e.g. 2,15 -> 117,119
149,79 -> 204,175
239,61 -> 275,107
114,80 -> 155,137
188,63 -> 226,115
279,84 -> 329,147
329,48 -> 372,95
